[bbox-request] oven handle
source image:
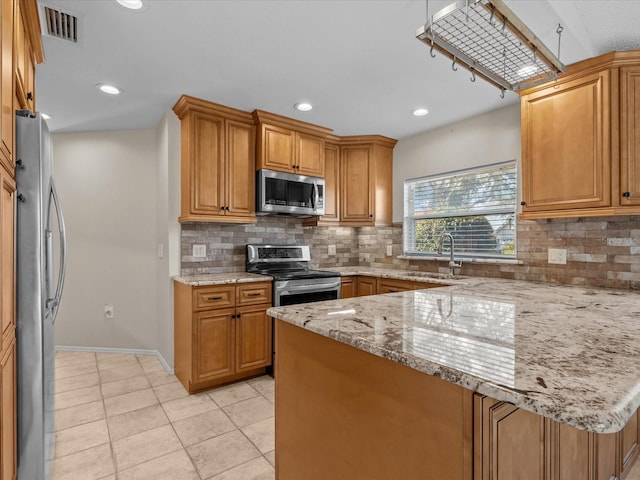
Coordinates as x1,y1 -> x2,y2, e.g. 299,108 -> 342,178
277,283 -> 341,295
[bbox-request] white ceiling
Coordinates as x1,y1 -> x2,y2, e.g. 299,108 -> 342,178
35,0 -> 640,139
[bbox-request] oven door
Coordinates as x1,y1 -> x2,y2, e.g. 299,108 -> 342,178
274,277 -> 341,306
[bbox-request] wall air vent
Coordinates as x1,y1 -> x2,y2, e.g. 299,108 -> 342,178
43,6 -> 78,43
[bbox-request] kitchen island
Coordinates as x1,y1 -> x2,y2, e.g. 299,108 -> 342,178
268,278 -> 640,479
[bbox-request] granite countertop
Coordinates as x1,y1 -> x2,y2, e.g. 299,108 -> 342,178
325,266 -> 466,286
174,272 -> 272,286
267,278 -> 640,434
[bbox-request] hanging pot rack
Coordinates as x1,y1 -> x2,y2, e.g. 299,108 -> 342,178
416,0 -> 566,94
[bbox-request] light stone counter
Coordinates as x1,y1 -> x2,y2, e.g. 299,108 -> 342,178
174,272 -> 272,286
325,266 -> 466,286
268,278 -> 640,433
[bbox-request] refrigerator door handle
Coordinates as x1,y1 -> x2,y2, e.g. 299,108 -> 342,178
46,180 -> 66,323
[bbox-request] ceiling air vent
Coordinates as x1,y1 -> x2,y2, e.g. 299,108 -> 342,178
43,6 -> 78,43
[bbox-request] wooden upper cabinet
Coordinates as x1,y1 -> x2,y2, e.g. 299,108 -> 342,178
253,109 -> 331,177
521,69 -> 611,214
14,0 -> 40,113
173,95 -> 256,223
519,49 -> 640,219
340,136 -> 396,226
303,138 -> 340,226
620,66 -> 640,206
0,0 -> 13,173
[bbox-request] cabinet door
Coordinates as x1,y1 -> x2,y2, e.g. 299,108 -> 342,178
356,277 -> 377,297
0,176 -> 14,341
549,422 -> 590,480
521,70 -> 611,212
186,111 -> 225,216
225,119 -> 255,218
260,124 -> 294,172
320,142 -> 339,222
340,277 -> 355,298
620,410 -> 639,479
296,132 -> 324,177
194,309 -> 235,382
0,0 -> 13,172
474,395 -> 548,480
1,340 -> 16,480
235,305 -> 271,372
620,66 -> 640,206
378,278 -> 413,294
341,145 -> 373,224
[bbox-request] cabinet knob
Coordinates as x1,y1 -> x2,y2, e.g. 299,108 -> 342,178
520,201 -> 526,206
369,214 -> 373,218
623,191 -> 631,198
26,92 -> 33,101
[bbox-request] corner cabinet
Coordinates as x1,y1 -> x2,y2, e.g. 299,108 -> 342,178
174,281 -> 272,393
173,95 -> 256,223
340,135 -> 397,226
252,109 -> 332,177
520,50 -> 640,219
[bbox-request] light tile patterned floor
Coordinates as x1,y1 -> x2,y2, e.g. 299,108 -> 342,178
52,351 -> 275,480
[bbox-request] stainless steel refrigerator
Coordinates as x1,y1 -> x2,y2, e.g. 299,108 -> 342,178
15,111 -> 67,480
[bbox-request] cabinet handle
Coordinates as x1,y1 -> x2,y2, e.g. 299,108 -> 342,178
26,92 -> 33,101
225,206 -> 230,211
207,296 -> 223,301
520,201 -> 526,206
623,192 -> 631,198
387,289 -> 398,293
247,292 -> 262,297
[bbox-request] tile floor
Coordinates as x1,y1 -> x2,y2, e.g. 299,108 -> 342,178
52,351 -> 275,480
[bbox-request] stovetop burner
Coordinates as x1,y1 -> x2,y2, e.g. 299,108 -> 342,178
245,244 -> 340,281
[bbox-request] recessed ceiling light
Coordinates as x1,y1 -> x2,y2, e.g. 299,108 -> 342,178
517,64 -> 539,78
116,0 -> 143,9
412,108 -> 429,117
41,113 -> 51,120
97,84 -> 121,95
294,103 -> 313,112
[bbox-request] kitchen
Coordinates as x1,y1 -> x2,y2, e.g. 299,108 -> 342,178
2,0 -> 640,479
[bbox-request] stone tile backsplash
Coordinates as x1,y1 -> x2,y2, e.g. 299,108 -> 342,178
181,215 -> 640,290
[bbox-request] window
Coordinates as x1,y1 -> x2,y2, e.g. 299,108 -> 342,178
403,161 -> 517,259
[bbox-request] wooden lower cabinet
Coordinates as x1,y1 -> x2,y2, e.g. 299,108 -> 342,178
353,276 -> 446,297
340,277 -> 356,299
620,410 -> 640,479
475,394 -> 629,480
175,281 -> 272,393
0,338 -> 16,480
356,276 -> 377,297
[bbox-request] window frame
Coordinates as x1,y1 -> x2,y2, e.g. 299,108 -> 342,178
403,160 -> 517,260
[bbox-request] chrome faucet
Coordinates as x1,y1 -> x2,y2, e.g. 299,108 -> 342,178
437,232 -> 462,275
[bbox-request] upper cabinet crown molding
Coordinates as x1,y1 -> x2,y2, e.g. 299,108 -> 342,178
519,49 -> 640,219
251,109 -> 333,138
173,94 -> 253,123
339,134 -> 398,149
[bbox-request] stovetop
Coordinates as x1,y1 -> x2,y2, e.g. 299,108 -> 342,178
249,267 -> 340,282
246,244 -> 339,282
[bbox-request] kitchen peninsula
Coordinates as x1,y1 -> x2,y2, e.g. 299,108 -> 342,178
268,279 -> 640,479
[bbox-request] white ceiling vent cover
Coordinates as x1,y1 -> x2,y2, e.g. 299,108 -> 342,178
43,6 -> 78,43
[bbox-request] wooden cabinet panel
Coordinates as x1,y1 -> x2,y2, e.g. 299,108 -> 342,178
550,422 -> 590,480
237,282 -> 271,306
595,433 -> 618,480
225,120 -> 255,217
356,277 -> 377,297
475,395 -> 547,480
261,124 -> 294,172
195,309 -> 235,382
173,96 -> 256,224
521,70 -> 611,212
296,132 -> 324,176
620,66 -> 640,206
321,142 -> 339,221
0,0 -> 12,172
340,277 -> 355,299
341,145 -> 372,223
194,285 -> 234,311
378,278 -> 413,294
1,176 -> 14,341
1,339 -> 16,480
236,305 -> 271,372
620,410 -> 639,478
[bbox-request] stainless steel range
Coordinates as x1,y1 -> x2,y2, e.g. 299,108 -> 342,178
246,245 -> 341,306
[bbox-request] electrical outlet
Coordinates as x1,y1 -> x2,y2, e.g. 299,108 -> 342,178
104,304 -> 114,319
548,248 -> 567,265
386,245 -> 393,257
328,245 -> 336,256
192,244 -> 206,257
157,243 -> 164,259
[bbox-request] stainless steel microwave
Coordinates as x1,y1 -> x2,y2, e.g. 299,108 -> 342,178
256,169 -> 325,217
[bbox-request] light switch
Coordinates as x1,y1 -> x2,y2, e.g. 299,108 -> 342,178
548,248 -> 567,265
328,245 -> 336,256
386,245 -> 393,257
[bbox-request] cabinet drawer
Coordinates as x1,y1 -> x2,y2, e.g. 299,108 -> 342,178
378,278 -> 413,294
237,282 -> 272,306
194,286 -> 235,310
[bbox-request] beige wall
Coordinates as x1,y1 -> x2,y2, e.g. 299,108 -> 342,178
392,103 -> 521,223
53,129 -> 160,353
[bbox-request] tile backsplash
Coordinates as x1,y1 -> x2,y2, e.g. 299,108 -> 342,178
181,215 -> 640,290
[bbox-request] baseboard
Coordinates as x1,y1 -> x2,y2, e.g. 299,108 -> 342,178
55,345 -> 175,375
